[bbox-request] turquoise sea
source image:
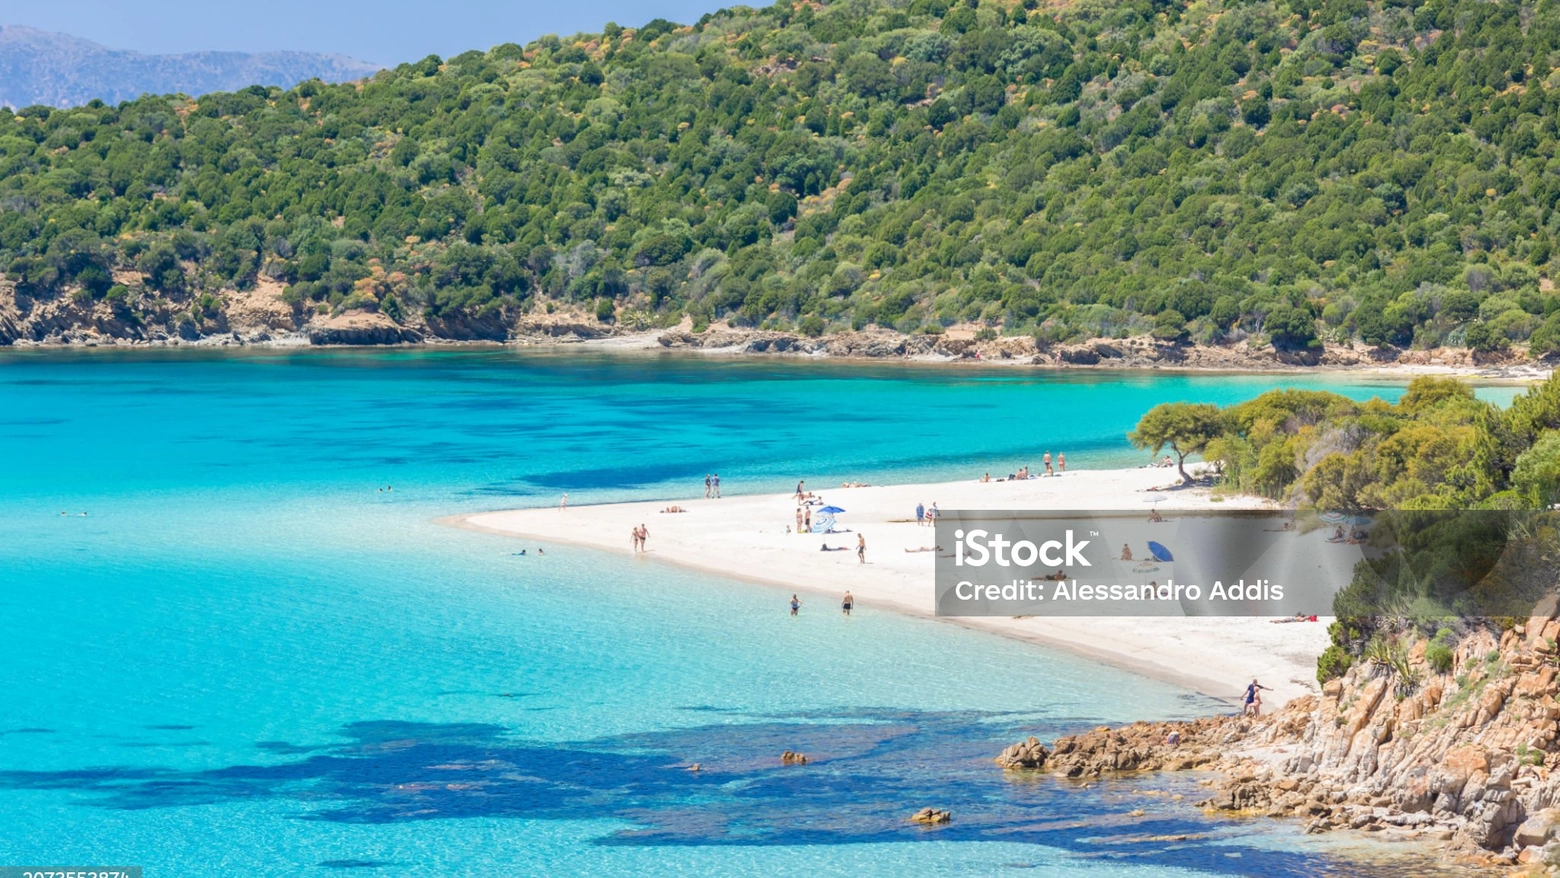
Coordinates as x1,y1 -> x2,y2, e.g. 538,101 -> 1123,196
0,349 -> 1512,876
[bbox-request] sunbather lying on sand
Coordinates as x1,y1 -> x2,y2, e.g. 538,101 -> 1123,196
660,505 -> 687,513
820,543 -> 849,552
904,546 -> 942,553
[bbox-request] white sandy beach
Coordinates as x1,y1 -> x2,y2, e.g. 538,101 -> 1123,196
459,466 -> 1333,708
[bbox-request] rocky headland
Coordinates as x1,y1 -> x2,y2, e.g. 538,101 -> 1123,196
0,279 -> 1549,378
997,604 -> 1560,870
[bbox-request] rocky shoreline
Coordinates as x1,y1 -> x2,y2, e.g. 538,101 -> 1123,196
997,604 -> 1560,871
0,280 -> 1551,379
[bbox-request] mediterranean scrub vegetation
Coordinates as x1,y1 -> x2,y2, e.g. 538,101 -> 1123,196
9,0 -> 1560,347
1139,376 -> 1560,680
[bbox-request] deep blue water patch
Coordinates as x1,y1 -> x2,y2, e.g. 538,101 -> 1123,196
0,712 -> 1428,876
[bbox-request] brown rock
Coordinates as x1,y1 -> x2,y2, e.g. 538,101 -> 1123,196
995,736 -> 1050,769
1514,808 -> 1560,848
1058,345 -> 1100,365
307,311 -> 420,345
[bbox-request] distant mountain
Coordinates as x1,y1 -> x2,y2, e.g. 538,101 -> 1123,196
0,25 -> 381,108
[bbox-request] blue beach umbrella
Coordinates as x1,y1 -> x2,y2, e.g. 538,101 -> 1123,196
1147,541 -> 1174,563
812,505 -> 844,533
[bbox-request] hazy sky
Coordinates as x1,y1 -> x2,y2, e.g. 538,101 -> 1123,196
8,0 -> 726,66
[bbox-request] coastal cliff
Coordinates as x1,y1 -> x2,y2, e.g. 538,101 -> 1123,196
0,279 -> 1544,374
999,605 -> 1560,869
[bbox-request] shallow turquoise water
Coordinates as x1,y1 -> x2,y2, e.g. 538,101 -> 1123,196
0,349 -> 1505,876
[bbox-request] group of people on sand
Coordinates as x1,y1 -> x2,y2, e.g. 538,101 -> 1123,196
1327,525 -> 1369,544
630,523 -> 650,553
914,502 -> 939,526
703,474 -> 722,498
790,590 -> 855,616
982,451 -> 1067,483
795,480 -> 824,502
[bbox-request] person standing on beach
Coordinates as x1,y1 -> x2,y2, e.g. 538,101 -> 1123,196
1044,451 -> 1053,476
928,502 -> 939,524
1058,453 -> 1066,473
559,493 -> 568,511
795,507 -> 804,533
713,473 -> 721,498
915,502 -> 925,527
857,533 -> 866,564
842,590 -> 854,616
639,523 -> 649,552
805,509 -> 812,532
705,474 -> 712,498
1243,679 -> 1271,716
795,480 -> 805,499
790,594 -> 801,616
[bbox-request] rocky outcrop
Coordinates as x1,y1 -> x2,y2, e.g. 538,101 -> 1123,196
511,313 -> 613,340
909,807 -> 951,824
1041,715 -> 1239,777
0,283 -> 1552,377
306,311 -> 422,345
995,736 -> 1050,769
1057,344 -> 1101,364
996,608 -> 1560,869
224,280 -> 301,337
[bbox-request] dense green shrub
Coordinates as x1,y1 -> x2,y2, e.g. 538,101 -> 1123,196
1425,627 -> 1457,674
1317,645 -> 1352,685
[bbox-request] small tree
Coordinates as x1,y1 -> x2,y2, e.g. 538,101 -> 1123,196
1513,431 -> 1560,507
1129,403 -> 1224,485
1464,320 -> 1508,353
1265,305 -> 1321,352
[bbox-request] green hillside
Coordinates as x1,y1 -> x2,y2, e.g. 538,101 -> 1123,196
5,0 -> 1560,351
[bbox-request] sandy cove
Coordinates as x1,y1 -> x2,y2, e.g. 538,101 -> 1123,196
458,466 -> 1331,708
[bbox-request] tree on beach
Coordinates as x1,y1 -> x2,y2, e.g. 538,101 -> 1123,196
1129,403 -> 1224,486
1144,375 -> 1560,685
